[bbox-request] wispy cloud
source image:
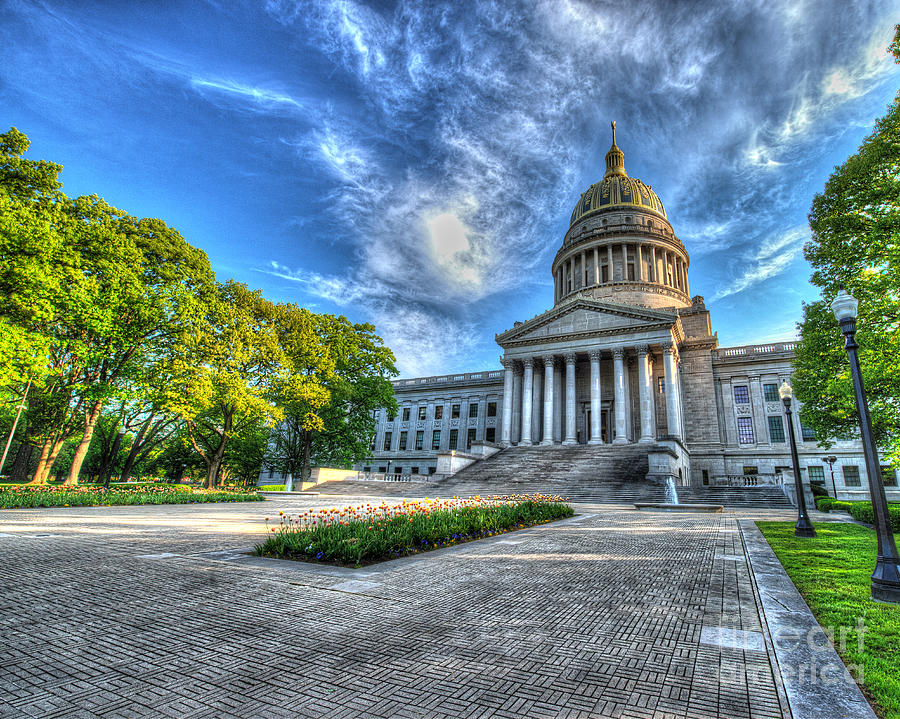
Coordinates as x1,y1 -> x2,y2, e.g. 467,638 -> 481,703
712,226 -> 809,301
190,77 -> 304,112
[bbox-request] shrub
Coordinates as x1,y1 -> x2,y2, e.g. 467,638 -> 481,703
830,500 -> 855,513
815,496 -> 834,512
255,494 -> 573,566
845,501 -> 900,531
810,483 -> 829,497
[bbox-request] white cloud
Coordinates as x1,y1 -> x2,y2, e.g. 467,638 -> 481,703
190,77 -> 304,112
712,226 -> 809,301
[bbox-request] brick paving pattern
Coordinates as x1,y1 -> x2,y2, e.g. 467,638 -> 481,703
0,499 -> 794,718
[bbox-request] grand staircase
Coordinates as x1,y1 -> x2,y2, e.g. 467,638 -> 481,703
301,445 -> 795,507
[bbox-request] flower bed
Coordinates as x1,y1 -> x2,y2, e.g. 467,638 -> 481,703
0,484 -> 263,508
254,494 -> 574,566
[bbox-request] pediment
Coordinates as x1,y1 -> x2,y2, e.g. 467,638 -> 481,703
496,298 -> 676,346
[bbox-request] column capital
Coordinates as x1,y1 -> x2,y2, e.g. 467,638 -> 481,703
564,351 -> 577,365
542,354 -> 556,368
588,348 -> 602,362
500,357 -> 514,369
612,347 -> 625,360
635,343 -> 649,355
660,341 -> 676,355
521,356 -> 534,369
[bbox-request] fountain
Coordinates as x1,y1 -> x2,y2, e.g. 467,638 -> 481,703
665,477 -> 679,505
283,473 -> 293,492
634,476 -> 723,513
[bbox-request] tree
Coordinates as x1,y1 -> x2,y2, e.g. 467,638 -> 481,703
166,281 -> 288,488
793,25 -> 900,463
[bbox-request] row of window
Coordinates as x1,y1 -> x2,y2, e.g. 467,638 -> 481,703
378,427 -> 497,452
736,415 -> 816,444
733,382 -> 781,405
807,464 -> 898,487
363,466 -> 437,475
377,402 -> 498,423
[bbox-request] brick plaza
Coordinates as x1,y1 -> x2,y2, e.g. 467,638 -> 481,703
2,498 -> 802,718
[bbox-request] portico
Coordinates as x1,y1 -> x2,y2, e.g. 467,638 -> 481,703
498,339 -> 683,447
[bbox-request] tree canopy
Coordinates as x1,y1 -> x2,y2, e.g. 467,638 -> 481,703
0,128 -> 397,486
793,25 -> 900,464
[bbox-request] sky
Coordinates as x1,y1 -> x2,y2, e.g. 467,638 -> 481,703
2,0 -> 899,378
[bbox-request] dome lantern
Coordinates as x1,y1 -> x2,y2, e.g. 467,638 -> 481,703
604,121 -> 627,178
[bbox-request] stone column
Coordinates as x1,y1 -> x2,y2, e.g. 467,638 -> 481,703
532,361 -> 543,443
593,246 -> 600,285
663,344 -> 683,438
636,345 -> 655,442
563,352 -> 577,445
512,366 -> 522,444
607,245 -> 613,281
613,347 -> 628,443
553,363 -> 563,442
589,349 -> 603,444
580,250 -> 586,289
520,357 -> 534,446
541,355 -> 555,445
650,245 -> 657,282
500,358 -> 514,446
684,262 -> 690,295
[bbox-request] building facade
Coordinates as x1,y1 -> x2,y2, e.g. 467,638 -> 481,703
357,125 -> 898,498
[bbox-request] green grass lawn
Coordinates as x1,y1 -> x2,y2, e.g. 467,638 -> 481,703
758,521 -> 900,719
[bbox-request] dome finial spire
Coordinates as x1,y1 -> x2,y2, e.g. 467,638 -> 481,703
604,120 -> 627,178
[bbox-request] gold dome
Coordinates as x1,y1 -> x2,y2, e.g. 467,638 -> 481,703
569,122 -> 667,226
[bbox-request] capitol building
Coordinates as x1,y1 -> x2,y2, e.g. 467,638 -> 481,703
357,125 -> 896,500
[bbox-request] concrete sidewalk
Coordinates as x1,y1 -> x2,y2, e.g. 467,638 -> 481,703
0,499 -> 871,718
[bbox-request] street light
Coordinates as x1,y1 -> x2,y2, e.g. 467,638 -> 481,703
823,455 -> 838,498
779,381 -> 816,537
103,422 -> 127,490
831,288 -> 900,603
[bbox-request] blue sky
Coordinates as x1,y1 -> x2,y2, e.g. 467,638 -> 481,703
2,0 -> 899,377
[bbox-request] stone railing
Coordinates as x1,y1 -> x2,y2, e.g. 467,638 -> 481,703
356,472 -> 431,483
711,474 -> 779,487
713,342 -> 797,359
393,370 -> 504,389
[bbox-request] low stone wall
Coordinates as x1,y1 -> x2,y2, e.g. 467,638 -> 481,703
310,468 -> 360,485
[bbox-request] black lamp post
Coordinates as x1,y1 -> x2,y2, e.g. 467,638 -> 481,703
103,422 -> 127,490
779,381 -> 816,537
823,455 -> 838,498
831,289 -> 900,603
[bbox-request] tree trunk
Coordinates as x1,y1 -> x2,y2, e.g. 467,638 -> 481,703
10,442 -> 35,482
119,417 -> 151,483
302,430 -> 312,484
29,437 -> 54,484
65,399 -> 104,485
37,437 -> 65,483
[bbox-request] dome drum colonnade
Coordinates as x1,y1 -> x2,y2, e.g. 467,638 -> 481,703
552,121 -> 691,309
498,343 -> 684,447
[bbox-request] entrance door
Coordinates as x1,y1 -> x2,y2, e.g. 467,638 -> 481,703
601,409 -> 610,443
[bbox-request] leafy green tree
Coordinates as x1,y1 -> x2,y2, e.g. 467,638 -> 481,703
166,281 -> 287,488
793,26 -> 900,463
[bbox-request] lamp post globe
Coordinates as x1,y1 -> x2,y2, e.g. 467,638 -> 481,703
831,289 -> 900,603
778,381 -> 816,537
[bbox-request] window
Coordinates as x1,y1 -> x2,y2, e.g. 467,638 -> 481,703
399,431 -> 408,451
658,377 -> 665,393
378,466 -> 386,473
431,430 -> 441,450
808,466 -> 825,485
767,416 -> 785,443
418,406 -> 427,420
449,428 -> 458,448
469,403 -> 478,418
394,466 -> 402,474
702,469 -> 709,485
737,417 -> 754,444
411,467 -> 419,475
647,220 -> 653,230
882,466 -> 898,487
487,402 -> 497,417
415,430 -> 424,450
370,436 -> 376,451
383,432 -> 392,451
843,465 -> 861,487
627,263 -> 635,281
733,385 -> 750,404
486,427 -> 496,443
743,466 -> 758,475
467,428 -> 476,449
363,466 -> 371,473
801,423 -> 816,442
763,383 -> 779,402
428,467 -> 436,475
373,410 -> 379,421
601,265 -> 609,283
434,405 -> 443,420
451,404 -> 460,419
402,407 -> 410,422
